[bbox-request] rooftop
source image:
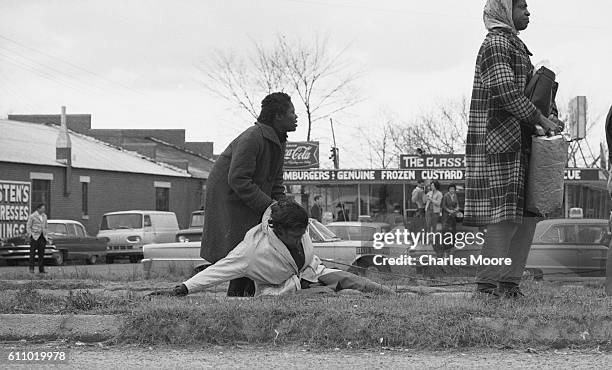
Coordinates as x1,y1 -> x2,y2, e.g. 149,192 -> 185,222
0,119 -> 190,178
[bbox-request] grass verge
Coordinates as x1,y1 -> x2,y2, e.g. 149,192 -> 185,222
114,281 -> 612,350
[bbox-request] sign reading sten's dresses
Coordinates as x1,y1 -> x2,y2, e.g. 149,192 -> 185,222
284,141 -> 319,169
0,180 -> 31,239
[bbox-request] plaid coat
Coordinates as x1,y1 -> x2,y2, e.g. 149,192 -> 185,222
464,29 -> 541,226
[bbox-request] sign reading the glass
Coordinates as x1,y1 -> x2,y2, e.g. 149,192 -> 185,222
400,154 -> 466,169
0,180 -> 31,238
284,141 -> 319,169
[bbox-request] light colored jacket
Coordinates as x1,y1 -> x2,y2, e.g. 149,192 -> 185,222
411,187 -> 426,209
183,206 -> 339,296
26,212 -> 47,240
425,190 -> 443,214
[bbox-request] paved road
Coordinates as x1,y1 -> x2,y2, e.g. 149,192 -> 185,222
0,343 -> 609,369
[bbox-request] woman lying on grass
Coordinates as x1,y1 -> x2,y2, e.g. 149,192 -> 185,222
151,200 -> 394,297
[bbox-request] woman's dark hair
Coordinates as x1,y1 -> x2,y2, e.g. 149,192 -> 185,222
448,183 -> 457,191
257,92 -> 292,125
269,200 -> 308,231
431,180 -> 441,191
314,195 -> 322,201
35,203 -> 45,210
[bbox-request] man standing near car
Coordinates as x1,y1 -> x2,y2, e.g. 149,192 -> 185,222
310,195 -> 323,223
411,179 -> 427,232
26,203 -> 48,274
201,92 -> 297,297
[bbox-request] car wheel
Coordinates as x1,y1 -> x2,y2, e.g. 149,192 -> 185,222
53,253 -> 64,266
87,255 -> 98,265
106,256 -> 115,264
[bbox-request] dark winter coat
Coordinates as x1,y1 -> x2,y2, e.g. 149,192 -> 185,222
200,123 -> 286,263
464,29 -> 542,226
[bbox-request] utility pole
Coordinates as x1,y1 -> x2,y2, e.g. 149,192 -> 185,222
329,118 -> 339,169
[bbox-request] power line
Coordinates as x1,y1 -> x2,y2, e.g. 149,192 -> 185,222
0,45 -> 112,96
0,51 -> 103,97
0,33 -> 145,96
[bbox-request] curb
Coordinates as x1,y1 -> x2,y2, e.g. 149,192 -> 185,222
0,314 -> 122,342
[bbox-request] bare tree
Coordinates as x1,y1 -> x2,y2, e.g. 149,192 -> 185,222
360,120 -> 399,169
361,98 -> 469,169
201,35 -> 362,141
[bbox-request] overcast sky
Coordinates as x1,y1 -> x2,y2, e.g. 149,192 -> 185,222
1,0 -> 610,168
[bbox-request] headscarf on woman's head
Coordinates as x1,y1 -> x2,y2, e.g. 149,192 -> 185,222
483,0 -> 517,34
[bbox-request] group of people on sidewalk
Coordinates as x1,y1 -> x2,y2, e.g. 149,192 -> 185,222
411,179 -> 460,235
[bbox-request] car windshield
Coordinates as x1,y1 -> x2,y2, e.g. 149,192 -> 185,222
100,214 -> 143,230
326,225 -> 378,241
190,213 -> 204,228
48,223 -> 68,236
310,220 -> 340,241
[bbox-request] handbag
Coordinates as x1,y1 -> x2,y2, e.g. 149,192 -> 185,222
525,135 -> 569,216
523,66 -> 568,216
524,66 -> 558,117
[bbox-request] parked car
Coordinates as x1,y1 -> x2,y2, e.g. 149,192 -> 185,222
441,218 -> 609,279
98,210 -> 179,264
304,221 -> 417,276
176,210 -> 204,243
46,220 -> 108,264
142,219 -> 414,277
0,236 -> 63,266
524,218 -> 609,278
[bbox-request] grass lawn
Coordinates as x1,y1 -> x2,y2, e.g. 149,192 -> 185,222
0,271 -> 611,350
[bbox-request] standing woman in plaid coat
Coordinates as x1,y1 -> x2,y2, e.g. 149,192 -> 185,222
464,0 -> 561,297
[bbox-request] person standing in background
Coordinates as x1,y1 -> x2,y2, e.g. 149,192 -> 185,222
310,195 -> 323,223
425,180 -> 443,233
441,183 -> 460,235
411,179 -> 427,232
200,92 -> 298,297
26,203 -> 48,274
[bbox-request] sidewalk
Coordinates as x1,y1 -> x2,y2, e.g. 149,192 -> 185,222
0,314 -> 121,342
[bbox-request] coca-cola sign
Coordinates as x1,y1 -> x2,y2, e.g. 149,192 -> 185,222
284,141 -> 319,169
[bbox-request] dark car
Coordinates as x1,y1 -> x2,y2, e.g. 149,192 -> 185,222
47,220 -> 109,264
0,236 -> 63,266
176,210 -> 204,243
525,218 -> 609,278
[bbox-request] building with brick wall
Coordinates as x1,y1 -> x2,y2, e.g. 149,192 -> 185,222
0,119 -> 204,238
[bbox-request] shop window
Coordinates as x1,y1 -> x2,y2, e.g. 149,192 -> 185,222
155,187 -> 169,211
31,179 -> 51,218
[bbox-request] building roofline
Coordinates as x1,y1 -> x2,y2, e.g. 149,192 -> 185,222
146,136 -> 215,163
43,122 -> 191,176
